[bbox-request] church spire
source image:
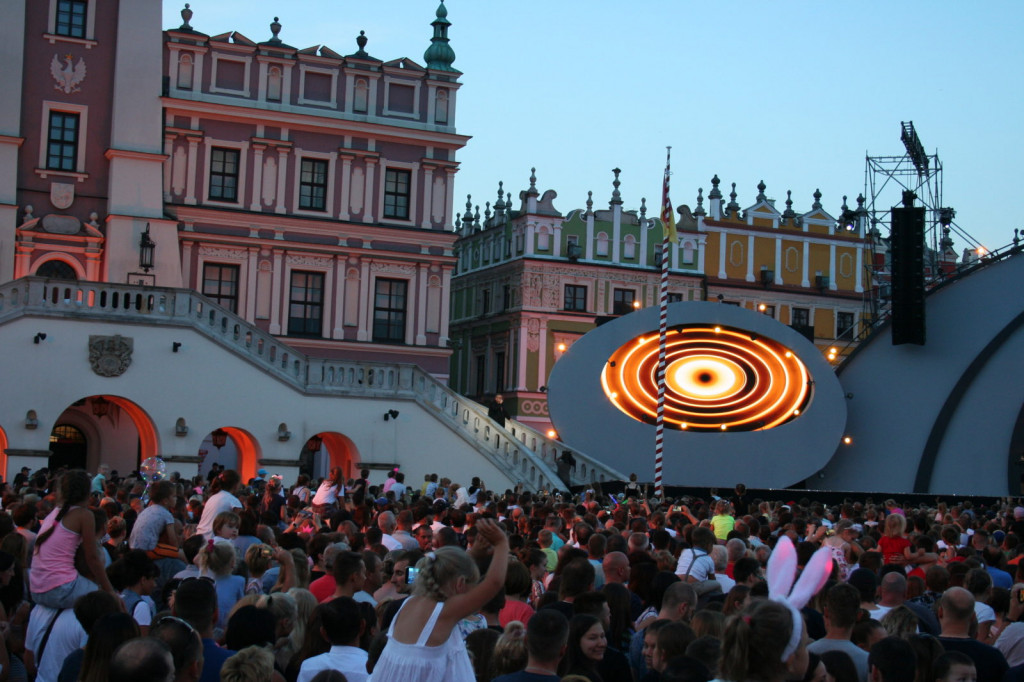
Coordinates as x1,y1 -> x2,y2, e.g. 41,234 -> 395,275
424,1 -> 457,72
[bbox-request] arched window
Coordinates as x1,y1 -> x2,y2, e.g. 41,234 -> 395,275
177,53 -> 194,90
354,79 -> 369,114
267,66 -> 283,102
435,89 -> 449,124
623,235 -> 637,260
36,260 -> 77,280
596,232 -> 609,257
537,227 -> 550,252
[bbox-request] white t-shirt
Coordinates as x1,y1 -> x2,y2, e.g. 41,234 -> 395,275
196,490 -> 242,539
26,605 -> 86,682
675,548 -> 715,581
312,481 -> 343,506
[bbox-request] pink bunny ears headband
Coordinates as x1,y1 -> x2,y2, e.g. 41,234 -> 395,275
766,535 -> 833,662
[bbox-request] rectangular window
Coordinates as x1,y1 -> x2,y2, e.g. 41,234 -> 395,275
209,148 -> 240,202
55,0 -> 87,38
383,169 -> 411,219
613,288 -> 637,315
373,278 -> 407,343
502,285 -> 511,311
760,304 -> 776,318
564,284 -> 587,312
475,355 -> 486,397
837,312 -> 855,340
791,307 -> 810,327
667,293 -> 685,304
494,352 -> 506,394
287,271 -> 323,337
46,112 -> 79,171
202,263 -> 240,313
299,159 -> 328,211
480,288 -> 490,315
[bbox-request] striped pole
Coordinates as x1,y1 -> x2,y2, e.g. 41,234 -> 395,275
654,147 -> 674,498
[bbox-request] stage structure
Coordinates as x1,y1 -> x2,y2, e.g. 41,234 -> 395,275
547,301 -> 848,489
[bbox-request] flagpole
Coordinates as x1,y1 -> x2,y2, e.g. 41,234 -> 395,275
654,146 -> 674,498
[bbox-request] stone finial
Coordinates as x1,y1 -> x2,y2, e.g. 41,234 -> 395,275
465,193 -> 473,216
856,193 -> 866,210
473,205 -> 481,230
89,211 -> 100,227
610,168 -> 622,206
841,195 -> 849,212
709,174 -> 722,199
639,197 -> 647,221
23,205 -> 34,221
782,190 -> 795,224
812,188 -> 822,210
1015,228 -> 1020,247
586,191 -> 593,216
268,17 -> 282,44
180,3 -> 193,30
526,167 -> 538,196
756,180 -> 767,202
726,182 -> 740,215
484,201 -> 492,222
495,181 -> 505,208
355,30 -> 369,57
694,188 -> 705,216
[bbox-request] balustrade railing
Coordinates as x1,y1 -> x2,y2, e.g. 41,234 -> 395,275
0,277 -> 618,490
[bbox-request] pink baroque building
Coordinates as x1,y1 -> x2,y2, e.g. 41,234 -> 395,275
2,0 -> 466,376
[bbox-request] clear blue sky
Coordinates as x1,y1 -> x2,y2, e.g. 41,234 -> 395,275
163,1 -> 1024,254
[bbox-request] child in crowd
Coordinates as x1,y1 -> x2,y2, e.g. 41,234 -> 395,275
199,539 -> 246,630
213,511 -> 241,543
108,549 -> 159,634
245,543 -> 274,595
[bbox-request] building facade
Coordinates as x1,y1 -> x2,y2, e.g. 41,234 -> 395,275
0,0 -> 470,476
450,172 -> 875,433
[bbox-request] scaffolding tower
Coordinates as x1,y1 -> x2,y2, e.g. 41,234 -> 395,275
865,121 -> 980,261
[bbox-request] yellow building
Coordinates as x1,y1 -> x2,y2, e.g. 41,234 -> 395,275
695,177 -> 871,357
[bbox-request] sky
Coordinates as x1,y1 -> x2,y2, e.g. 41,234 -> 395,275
162,1 -> 1024,255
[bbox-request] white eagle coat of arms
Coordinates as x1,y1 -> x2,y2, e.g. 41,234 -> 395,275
51,54 -> 87,94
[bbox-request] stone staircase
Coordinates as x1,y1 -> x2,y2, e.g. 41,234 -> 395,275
0,277 -> 625,491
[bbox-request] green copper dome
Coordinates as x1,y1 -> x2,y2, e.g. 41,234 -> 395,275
424,1 -> 457,72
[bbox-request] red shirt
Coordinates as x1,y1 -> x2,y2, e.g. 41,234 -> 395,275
878,536 -> 911,565
309,574 -> 337,603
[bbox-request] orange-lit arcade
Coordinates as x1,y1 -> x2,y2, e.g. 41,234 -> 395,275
548,301 -> 847,489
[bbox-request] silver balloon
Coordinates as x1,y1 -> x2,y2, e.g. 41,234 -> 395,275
140,456 -> 167,483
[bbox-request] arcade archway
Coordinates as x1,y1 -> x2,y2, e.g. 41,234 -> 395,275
51,395 -> 158,474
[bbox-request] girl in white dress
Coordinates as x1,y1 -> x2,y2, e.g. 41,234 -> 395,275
370,518 -> 508,682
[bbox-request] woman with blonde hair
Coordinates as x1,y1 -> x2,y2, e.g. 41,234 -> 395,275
369,518 -> 508,682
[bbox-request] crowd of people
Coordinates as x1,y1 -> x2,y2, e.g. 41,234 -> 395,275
1,464 -> 1023,682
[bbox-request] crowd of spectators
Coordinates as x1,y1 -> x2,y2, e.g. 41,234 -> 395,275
1,464 -> 1024,682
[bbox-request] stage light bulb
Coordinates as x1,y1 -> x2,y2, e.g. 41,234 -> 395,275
843,436 -> 852,444
632,301 -> 641,309
720,424 -> 727,431
714,326 -> 721,333
547,429 -> 557,439
557,343 -> 566,352
758,304 -> 766,312
610,392 -> 618,399
785,351 -> 792,357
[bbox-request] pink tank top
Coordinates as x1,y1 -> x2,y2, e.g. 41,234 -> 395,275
29,507 -> 82,593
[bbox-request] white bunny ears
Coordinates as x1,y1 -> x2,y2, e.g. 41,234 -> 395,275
765,535 -> 833,662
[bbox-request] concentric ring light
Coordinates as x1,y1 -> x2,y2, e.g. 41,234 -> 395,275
601,325 -> 811,431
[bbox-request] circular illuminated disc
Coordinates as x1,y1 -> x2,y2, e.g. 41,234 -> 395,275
601,325 -> 812,431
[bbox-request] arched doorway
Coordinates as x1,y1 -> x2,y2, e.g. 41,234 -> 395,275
53,395 -> 158,475
300,432 -> 359,482
49,424 -> 87,470
200,427 -> 260,483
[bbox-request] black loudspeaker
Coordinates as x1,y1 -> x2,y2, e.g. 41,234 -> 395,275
890,197 -> 926,345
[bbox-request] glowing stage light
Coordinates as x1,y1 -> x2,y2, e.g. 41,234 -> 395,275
843,436 -> 852,444
557,343 -> 567,352
546,429 -> 558,439
601,324 -> 812,432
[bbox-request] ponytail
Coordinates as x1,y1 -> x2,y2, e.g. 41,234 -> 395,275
719,600 -> 794,682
